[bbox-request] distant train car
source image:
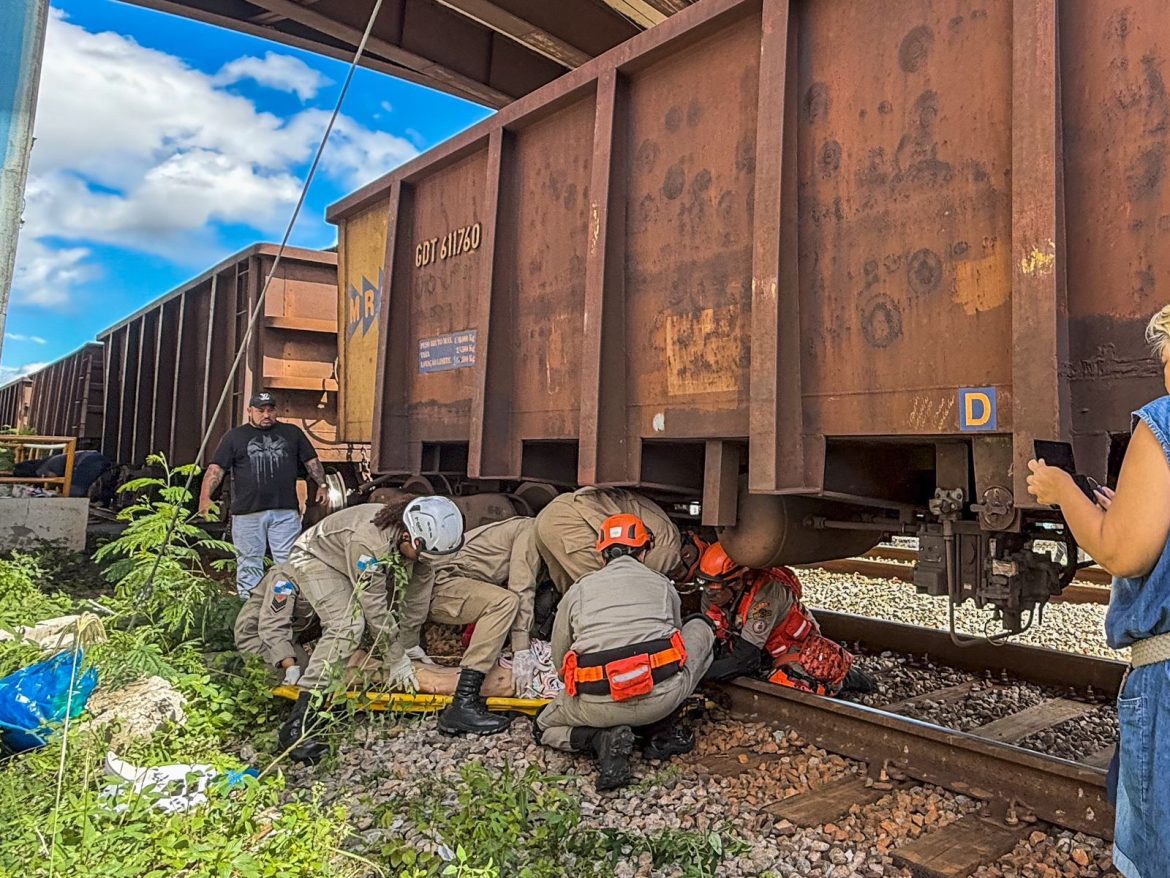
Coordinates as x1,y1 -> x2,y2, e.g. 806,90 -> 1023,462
0,344 -> 105,447
328,0 -> 1167,632
97,245 -> 366,485
0,377 -> 33,433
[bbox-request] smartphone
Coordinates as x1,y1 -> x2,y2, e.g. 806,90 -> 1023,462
1034,440 -> 1101,503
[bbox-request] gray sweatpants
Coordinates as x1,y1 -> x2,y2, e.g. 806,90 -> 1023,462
537,618 -> 715,750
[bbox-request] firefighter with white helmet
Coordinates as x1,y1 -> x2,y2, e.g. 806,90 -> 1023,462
277,495 -> 464,763
696,543 -> 874,696
535,513 -> 716,791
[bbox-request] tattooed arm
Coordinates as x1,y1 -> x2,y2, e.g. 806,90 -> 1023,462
198,464 -> 226,518
305,457 -> 329,507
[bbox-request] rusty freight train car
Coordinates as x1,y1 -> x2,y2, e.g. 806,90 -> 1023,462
328,0 -> 1168,631
0,344 -> 106,447
0,377 -> 33,433
98,245 -> 365,479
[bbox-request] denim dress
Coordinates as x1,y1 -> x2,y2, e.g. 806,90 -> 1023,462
1105,396 -> 1170,878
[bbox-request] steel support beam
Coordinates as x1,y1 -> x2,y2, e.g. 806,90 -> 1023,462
432,0 -> 590,69
242,0 -> 514,107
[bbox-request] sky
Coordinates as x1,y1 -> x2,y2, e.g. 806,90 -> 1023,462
3,0 -> 494,383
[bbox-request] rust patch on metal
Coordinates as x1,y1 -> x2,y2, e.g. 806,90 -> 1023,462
666,307 -> 742,395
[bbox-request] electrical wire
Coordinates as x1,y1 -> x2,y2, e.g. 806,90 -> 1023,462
49,0 -> 388,867
134,0 -> 386,605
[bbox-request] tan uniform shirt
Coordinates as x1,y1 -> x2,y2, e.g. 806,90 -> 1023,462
536,487 -> 683,590
234,561 -> 317,667
292,504 -> 435,648
551,555 -> 681,673
433,516 -> 543,651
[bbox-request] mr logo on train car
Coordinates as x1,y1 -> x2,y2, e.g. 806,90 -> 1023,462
347,270 -> 382,339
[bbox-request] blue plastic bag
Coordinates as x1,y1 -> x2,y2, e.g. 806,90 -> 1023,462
0,650 -> 98,752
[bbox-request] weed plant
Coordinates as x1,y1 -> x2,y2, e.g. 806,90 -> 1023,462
377,762 -> 747,878
0,455 -> 353,878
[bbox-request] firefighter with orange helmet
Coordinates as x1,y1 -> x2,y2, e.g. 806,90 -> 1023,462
696,543 -> 874,696
536,513 -> 716,791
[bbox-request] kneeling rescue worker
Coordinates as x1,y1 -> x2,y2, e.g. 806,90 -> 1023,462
533,486 -> 686,591
697,543 -> 874,696
536,514 -> 715,791
278,496 -> 464,763
234,561 -> 320,685
404,515 -> 545,736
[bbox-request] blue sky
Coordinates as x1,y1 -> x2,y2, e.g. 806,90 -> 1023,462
4,0 -> 493,381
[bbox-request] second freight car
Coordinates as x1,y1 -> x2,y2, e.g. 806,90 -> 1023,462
97,244 -> 367,481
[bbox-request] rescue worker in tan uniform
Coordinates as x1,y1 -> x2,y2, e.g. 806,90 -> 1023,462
697,543 -> 874,696
533,487 -> 685,591
234,561 -> 319,684
536,514 -> 716,790
404,516 -> 545,736
277,496 -> 464,763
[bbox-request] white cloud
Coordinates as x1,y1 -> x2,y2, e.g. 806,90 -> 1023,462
380,100 -> 393,113
4,334 -> 47,345
213,51 -> 332,101
12,11 -> 420,311
0,362 -> 49,386
11,237 -> 98,308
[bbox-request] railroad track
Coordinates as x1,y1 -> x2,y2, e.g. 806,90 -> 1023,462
713,611 -> 1122,877
808,547 -> 1113,605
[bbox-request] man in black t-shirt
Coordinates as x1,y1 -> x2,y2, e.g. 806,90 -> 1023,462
198,391 -> 328,598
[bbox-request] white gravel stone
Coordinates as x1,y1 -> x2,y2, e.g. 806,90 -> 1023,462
801,568 -> 1125,661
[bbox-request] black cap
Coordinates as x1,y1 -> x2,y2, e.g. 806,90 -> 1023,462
249,391 -> 276,408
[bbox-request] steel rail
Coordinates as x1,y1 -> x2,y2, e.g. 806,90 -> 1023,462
812,610 -> 1126,695
720,676 -> 1114,839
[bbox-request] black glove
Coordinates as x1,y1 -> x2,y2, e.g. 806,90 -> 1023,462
702,635 -> 766,682
839,665 -> 876,695
681,613 -> 718,635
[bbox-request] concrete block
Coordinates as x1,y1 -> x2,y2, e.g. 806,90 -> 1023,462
0,497 -> 88,551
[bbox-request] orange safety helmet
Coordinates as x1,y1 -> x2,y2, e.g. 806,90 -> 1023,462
596,513 -> 654,553
696,542 -> 748,590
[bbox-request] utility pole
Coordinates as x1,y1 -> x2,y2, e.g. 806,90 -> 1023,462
0,0 -> 50,363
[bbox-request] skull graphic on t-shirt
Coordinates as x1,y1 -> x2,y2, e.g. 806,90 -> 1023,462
247,433 -> 287,482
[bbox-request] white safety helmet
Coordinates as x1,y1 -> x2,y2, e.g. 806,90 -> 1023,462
402,496 -> 464,558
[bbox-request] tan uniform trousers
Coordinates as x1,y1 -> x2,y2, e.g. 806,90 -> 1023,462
428,576 -> 521,674
537,618 -> 715,750
293,553 -> 397,690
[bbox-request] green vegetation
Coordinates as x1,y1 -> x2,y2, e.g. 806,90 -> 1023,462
378,762 -> 748,878
0,460 -> 353,878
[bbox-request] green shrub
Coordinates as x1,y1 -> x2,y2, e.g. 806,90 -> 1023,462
93,453 -> 236,645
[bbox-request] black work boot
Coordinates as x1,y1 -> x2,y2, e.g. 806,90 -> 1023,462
640,711 -> 695,761
278,691 -> 328,765
438,668 -> 512,736
592,725 -> 636,791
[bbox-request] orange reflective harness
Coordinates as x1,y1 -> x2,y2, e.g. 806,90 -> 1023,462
735,567 -> 853,697
562,630 -> 688,702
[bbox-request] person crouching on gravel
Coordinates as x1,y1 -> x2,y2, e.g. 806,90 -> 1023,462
695,543 -> 875,696
403,515 -> 545,736
535,514 -> 715,791
1025,304 -> 1170,878
234,561 -> 320,686
277,496 -> 464,764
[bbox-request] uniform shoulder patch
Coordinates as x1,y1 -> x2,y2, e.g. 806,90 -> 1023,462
272,579 -> 296,596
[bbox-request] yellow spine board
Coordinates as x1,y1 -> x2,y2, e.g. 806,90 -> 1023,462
272,685 -> 549,716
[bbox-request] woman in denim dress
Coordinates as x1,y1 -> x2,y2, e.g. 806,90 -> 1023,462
1027,305 -> 1170,878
